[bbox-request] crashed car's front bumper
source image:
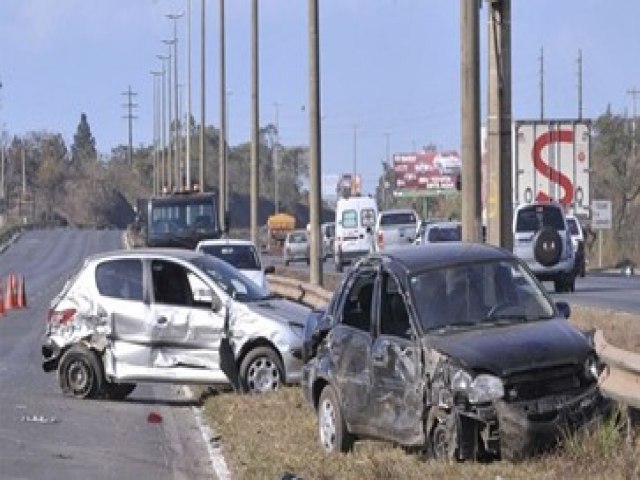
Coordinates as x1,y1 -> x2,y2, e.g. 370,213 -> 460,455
492,383 -> 613,459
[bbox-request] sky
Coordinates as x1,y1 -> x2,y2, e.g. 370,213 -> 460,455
1,0 -> 639,196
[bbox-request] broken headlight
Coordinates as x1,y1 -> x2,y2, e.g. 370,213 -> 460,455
452,370 -> 504,404
584,354 -> 606,380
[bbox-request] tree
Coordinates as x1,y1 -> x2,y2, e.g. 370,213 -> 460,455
592,111 -> 640,240
71,113 -> 97,166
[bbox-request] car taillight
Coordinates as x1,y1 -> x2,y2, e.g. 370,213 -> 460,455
48,308 -> 76,326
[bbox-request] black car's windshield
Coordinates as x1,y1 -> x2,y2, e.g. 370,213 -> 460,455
190,255 -> 269,302
199,244 -> 261,271
409,258 -> 555,332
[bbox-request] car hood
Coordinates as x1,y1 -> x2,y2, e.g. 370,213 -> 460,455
241,297 -> 309,328
425,319 -> 592,377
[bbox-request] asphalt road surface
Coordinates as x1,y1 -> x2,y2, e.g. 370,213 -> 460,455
0,229 -> 217,480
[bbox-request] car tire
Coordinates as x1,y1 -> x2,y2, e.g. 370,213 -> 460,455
318,384 -> 354,453
103,382 -> 136,400
239,346 -> 284,393
430,419 -> 457,460
58,345 -> 104,399
533,226 -> 562,267
306,258 -> 310,266
335,256 -> 343,273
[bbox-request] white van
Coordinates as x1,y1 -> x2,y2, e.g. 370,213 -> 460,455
334,196 -> 377,272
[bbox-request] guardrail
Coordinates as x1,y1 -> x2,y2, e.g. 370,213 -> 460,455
268,273 -> 640,410
594,330 -> 640,409
267,274 -> 332,309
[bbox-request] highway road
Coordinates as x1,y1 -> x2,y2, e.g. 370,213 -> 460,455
0,229 -> 216,480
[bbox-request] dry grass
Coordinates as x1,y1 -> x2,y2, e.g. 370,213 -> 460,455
202,307 -> 640,480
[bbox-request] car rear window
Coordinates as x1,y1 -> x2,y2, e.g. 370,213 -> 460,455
289,232 -> 308,243
427,225 -> 461,242
199,244 -> 260,270
380,212 -> 416,226
515,205 -> 565,232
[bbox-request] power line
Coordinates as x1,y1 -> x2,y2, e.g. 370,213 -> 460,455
121,85 -> 138,165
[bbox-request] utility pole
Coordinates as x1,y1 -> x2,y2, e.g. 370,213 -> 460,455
384,132 -> 391,209
460,0 -> 481,242
219,0 -> 227,229
250,0 -> 260,246
487,0 -> 513,249
309,0 -> 323,286
199,0 -> 206,192
273,102 -> 280,214
121,85 -> 138,165
539,46 -> 544,120
577,49 -> 583,120
352,124 -> 358,179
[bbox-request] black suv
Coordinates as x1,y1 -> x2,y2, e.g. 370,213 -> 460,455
301,244 -> 610,460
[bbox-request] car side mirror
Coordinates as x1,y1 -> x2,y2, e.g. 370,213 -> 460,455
556,301 -> 571,319
264,265 -> 275,274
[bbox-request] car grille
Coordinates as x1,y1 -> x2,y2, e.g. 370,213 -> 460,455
503,364 -> 588,402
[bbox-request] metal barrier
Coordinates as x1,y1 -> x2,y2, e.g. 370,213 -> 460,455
594,330 -> 640,409
267,275 -> 332,309
268,273 -> 640,409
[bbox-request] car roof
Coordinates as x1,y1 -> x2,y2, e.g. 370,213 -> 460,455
196,238 -> 256,247
85,248 -> 207,264
378,208 -> 417,215
362,242 -> 512,275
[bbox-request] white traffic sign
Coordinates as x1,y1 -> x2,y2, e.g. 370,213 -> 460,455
591,200 -> 612,230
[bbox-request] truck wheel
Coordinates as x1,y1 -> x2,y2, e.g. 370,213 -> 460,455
58,345 -> 104,399
318,384 -> 354,453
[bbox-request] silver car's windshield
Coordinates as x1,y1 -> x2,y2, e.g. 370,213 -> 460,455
409,258 -> 555,332
190,255 -> 269,302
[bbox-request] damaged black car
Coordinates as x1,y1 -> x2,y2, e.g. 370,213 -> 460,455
301,243 -> 612,460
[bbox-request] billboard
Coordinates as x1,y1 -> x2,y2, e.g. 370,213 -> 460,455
392,151 -> 460,195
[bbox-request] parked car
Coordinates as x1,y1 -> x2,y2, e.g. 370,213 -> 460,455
196,238 -> 275,290
301,244 -> 611,461
512,201 -> 576,292
374,208 -> 419,252
566,214 -> 586,277
42,249 -> 310,399
415,220 -> 461,245
283,230 -> 310,266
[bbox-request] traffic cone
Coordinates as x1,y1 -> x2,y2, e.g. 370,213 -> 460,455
4,273 -> 18,310
11,274 -> 19,308
0,287 -> 5,317
17,276 -> 26,308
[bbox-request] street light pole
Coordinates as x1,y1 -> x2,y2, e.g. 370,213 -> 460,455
250,0 -> 260,246
157,54 -> 170,192
273,102 -> 279,214
167,12 -> 184,190
199,0 -> 206,192
160,46 -> 174,192
151,70 -> 163,195
219,0 -> 227,230
186,0 -> 192,189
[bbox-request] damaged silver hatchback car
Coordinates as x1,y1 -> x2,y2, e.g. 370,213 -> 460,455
42,249 -> 309,399
301,243 -> 611,461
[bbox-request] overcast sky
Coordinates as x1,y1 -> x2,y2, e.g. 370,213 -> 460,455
1,0 -> 638,194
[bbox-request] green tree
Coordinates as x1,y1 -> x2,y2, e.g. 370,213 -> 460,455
71,113 -> 97,166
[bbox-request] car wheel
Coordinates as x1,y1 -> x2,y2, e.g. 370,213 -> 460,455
58,345 -> 104,399
318,384 -> 354,453
103,382 -> 136,400
533,226 -> 562,267
306,258 -> 310,266
239,346 -> 284,393
430,417 -> 457,461
335,257 -> 343,273
580,259 -> 586,278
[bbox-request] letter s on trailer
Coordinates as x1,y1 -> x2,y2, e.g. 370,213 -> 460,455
513,120 -> 591,217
